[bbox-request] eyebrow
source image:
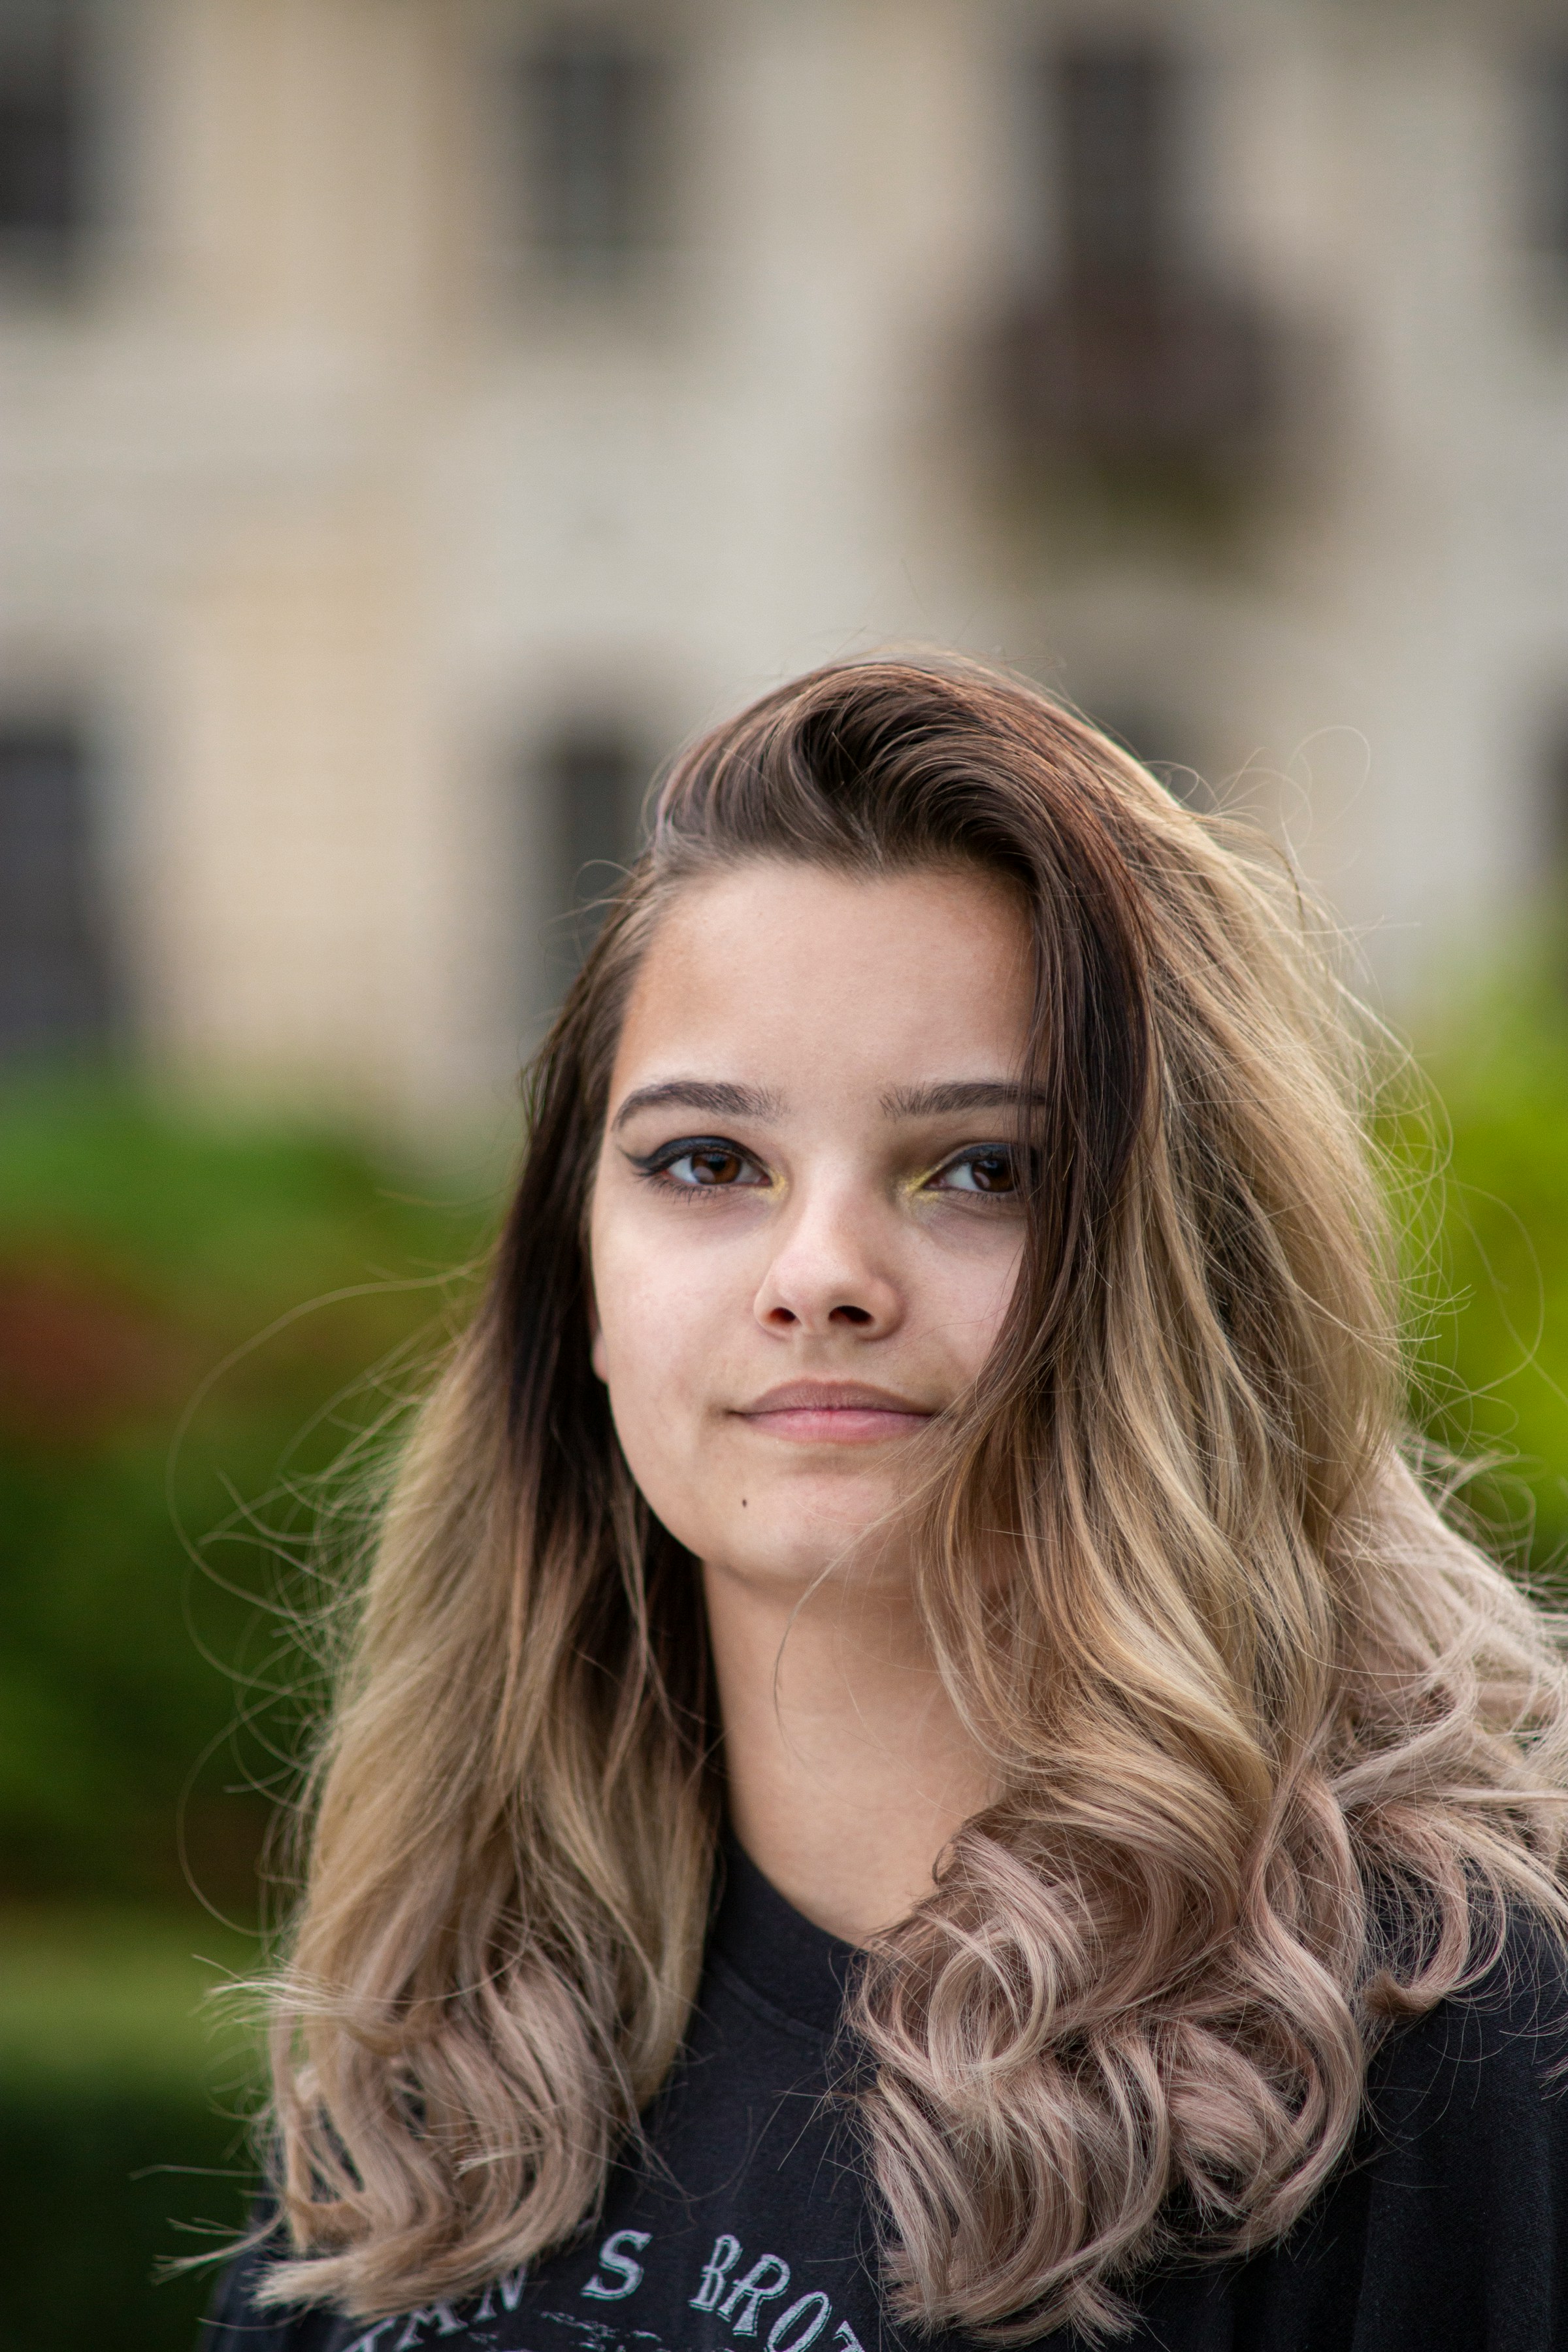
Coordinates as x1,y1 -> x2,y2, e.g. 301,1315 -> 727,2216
879,1080 -> 1042,1119
610,1079 -> 785,1133
612,1075 -> 1040,1133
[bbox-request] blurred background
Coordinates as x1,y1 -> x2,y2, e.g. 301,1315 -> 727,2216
5,1 -> 1568,2343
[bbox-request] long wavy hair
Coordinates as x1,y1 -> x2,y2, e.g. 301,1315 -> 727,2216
259,659 -> 1568,2339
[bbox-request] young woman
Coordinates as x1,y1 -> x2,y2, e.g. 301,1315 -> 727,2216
205,661 -> 1568,2352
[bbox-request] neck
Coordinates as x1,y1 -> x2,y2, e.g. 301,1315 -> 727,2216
702,1552 -> 993,1944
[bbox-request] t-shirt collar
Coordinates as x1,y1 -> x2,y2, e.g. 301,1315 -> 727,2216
710,1833 -> 862,2038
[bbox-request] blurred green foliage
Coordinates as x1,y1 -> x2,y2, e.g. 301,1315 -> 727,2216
0,1905 -> 263,2352
0,1076 -> 494,1906
0,1078 -> 495,2346
1390,977 -> 1568,1579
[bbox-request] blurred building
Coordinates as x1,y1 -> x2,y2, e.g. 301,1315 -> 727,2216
3,0 -> 1568,1117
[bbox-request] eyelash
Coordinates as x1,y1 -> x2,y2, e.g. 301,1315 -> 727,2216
625,1137 -> 770,1199
625,1137 -> 1024,1202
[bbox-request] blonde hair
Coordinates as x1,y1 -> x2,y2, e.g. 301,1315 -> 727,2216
259,661 -> 1568,2340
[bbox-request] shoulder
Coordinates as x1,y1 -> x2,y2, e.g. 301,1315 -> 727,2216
1367,1904 -> 1568,2150
1298,1910 -> 1568,2346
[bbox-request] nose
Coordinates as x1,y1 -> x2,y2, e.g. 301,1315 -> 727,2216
751,1178 -> 904,1338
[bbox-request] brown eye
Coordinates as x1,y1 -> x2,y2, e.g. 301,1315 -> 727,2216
934,1149 -> 1019,1196
652,1141 -> 767,1190
684,1149 -> 746,1186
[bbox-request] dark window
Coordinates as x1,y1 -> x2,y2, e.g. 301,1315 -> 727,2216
0,1 -> 88,283
0,723 -> 116,1058
1540,716 -> 1568,867
1054,41 -> 1181,285
521,27 -> 669,280
541,723 -> 644,972
996,37 -> 1279,484
1524,55 -> 1568,265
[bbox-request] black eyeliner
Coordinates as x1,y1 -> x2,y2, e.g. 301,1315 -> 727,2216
621,1131 -> 749,1176
926,1141 -> 1031,1200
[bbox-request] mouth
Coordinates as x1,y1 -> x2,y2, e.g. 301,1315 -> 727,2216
732,1380 -> 936,1445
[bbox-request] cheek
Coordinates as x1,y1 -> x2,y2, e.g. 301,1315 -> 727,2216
590,1230 -> 733,1554
925,1231 -> 1026,1378
589,1205 -> 721,1453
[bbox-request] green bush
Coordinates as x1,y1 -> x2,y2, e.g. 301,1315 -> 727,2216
0,1077 -> 492,1905
0,1079 -> 495,2347
1390,980 -> 1568,1576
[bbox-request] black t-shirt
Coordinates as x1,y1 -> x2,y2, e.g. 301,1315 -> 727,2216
203,1845 -> 1568,2352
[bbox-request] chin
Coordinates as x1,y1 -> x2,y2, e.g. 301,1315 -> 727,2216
708,1498 -> 904,1592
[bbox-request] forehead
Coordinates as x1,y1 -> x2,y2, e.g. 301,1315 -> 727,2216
610,862 -> 1032,1098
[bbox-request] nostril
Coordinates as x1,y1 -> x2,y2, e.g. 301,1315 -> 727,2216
831,1304 -> 874,1326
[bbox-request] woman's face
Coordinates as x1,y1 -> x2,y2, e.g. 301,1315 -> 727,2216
589,860 -> 1033,1591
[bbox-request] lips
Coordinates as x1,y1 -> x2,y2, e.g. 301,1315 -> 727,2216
734,1381 -> 934,1444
